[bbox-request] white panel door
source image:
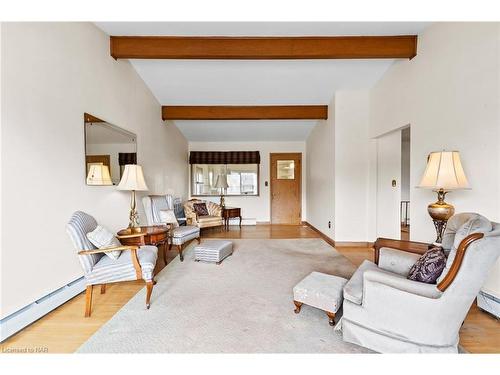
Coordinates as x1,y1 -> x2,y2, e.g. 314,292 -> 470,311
376,130 -> 402,239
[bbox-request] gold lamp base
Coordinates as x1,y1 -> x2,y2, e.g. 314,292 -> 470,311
427,188 -> 455,244
128,190 -> 141,231
220,194 -> 225,208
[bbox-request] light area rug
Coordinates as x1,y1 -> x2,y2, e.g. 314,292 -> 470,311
78,238 -> 372,353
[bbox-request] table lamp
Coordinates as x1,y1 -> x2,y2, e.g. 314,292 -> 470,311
117,164 -> 149,232
215,174 -> 229,207
86,164 -> 112,186
418,151 -> 469,244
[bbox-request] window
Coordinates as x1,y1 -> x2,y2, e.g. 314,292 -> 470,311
277,160 -> 295,179
191,164 -> 259,196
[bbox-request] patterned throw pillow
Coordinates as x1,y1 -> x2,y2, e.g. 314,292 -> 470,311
193,202 -> 209,217
407,247 -> 447,284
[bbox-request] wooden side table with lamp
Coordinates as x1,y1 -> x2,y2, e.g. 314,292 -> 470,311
116,164 -> 169,264
117,226 -> 170,265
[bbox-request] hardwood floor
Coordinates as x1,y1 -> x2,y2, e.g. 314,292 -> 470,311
1,224 -> 498,353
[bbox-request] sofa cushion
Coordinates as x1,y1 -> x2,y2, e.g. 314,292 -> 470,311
407,247 -> 447,284
193,202 -> 209,216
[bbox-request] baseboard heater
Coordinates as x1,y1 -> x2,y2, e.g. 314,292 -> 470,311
477,291 -> 500,319
0,277 -> 86,342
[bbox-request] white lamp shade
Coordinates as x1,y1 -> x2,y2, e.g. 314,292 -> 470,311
418,151 -> 470,190
87,164 -> 113,186
117,164 -> 149,191
215,174 -> 229,189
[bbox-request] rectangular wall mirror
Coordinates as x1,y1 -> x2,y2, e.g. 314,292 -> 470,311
84,113 -> 137,185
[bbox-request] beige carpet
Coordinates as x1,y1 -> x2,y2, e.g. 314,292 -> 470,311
78,238 -> 372,353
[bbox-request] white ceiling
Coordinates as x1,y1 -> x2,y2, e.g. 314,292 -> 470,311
173,120 -> 319,142
95,22 -> 430,36
95,22 -> 430,141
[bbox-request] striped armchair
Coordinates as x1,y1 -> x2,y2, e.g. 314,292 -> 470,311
66,211 -> 158,317
184,199 -> 223,229
142,195 -> 201,262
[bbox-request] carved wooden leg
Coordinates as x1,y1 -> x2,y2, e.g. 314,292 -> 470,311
177,245 -> 184,262
146,281 -> 154,309
326,311 -> 336,326
168,242 -> 173,251
293,300 -> 303,314
100,284 -> 106,294
196,237 -> 201,244
163,242 -> 167,265
84,285 -> 93,317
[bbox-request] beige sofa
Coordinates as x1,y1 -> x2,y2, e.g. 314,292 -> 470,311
184,199 -> 223,229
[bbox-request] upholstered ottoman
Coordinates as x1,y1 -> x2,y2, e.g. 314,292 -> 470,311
293,272 -> 348,326
194,240 -> 233,264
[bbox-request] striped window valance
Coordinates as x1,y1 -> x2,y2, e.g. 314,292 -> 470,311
189,151 -> 260,164
118,152 -> 137,165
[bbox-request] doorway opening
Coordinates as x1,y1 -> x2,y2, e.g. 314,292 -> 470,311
400,127 -> 411,240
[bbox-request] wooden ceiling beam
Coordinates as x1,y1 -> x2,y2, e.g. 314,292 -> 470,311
161,105 -> 328,120
111,35 -> 417,60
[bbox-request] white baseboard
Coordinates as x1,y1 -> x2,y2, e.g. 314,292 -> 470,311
0,277 -> 86,342
228,218 -> 256,226
477,291 -> 500,319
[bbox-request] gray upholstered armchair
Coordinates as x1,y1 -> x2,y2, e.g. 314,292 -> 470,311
338,213 -> 500,353
66,211 -> 158,317
142,195 -> 201,261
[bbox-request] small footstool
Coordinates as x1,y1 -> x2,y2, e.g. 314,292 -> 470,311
194,240 -> 233,264
293,271 -> 347,326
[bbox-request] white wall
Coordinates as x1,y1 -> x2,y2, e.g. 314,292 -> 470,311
306,99 -> 335,239
1,23 -> 188,318
370,22 -> 500,298
371,22 -> 500,241
334,90 -> 374,242
188,141 -> 306,223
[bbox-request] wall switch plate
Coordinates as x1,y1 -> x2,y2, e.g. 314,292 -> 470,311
265,181 -> 268,187
328,221 -> 331,228
392,179 -> 397,187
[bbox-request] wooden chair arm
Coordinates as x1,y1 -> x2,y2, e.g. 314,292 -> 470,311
437,233 -> 484,292
373,237 -> 430,264
78,245 -> 139,255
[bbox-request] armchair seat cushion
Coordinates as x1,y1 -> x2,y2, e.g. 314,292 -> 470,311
171,225 -> 200,238
86,245 -> 158,285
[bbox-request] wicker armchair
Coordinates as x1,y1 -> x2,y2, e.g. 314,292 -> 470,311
184,199 -> 223,229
